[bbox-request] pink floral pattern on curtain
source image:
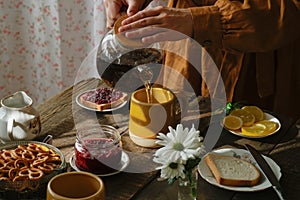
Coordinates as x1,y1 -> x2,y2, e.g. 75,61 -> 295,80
0,0 -> 105,105
0,0 -> 167,105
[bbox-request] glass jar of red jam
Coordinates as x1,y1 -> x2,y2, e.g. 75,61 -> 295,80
75,124 -> 122,174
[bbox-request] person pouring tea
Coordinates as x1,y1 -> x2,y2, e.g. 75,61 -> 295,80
103,0 -> 300,122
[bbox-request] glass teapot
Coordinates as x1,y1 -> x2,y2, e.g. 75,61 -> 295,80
96,15 -> 163,92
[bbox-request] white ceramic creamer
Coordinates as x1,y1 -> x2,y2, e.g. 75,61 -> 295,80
0,91 -> 41,142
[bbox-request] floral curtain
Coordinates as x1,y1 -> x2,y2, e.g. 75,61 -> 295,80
0,0 -> 105,105
0,0 -> 167,105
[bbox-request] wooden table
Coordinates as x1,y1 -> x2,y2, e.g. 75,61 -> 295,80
32,78 -> 300,200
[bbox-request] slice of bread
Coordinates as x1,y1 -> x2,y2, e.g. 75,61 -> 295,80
205,153 -> 260,187
80,88 -> 127,111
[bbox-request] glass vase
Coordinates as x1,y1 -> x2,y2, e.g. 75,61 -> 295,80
178,168 -> 198,200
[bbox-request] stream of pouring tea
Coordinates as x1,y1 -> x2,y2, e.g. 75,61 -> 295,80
137,65 -> 153,103
144,80 -> 152,103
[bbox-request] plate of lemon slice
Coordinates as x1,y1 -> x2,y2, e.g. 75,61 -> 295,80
222,106 -> 281,138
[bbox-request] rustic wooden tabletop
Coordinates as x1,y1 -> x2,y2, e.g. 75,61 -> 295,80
24,78 -> 300,200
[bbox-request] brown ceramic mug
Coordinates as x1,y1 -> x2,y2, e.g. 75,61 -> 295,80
46,171 -> 105,200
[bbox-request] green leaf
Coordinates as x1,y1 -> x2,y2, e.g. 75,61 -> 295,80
225,102 -> 233,115
167,177 -> 176,185
224,101 -> 248,115
185,158 -> 201,172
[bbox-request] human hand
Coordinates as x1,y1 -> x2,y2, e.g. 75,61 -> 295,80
103,0 -> 146,29
118,6 -> 193,44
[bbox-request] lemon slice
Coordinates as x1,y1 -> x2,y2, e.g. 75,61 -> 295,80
256,120 -> 278,134
230,109 -> 255,126
223,115 -> 243,130
241,123 -> 266,136
241,120 -> 278,136
242,106 -> 264,122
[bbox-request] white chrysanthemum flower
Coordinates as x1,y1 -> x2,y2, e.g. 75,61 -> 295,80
154,156 -> 185,179
154,124 -> 205,163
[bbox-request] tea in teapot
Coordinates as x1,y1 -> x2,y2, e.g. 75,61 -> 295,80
96,15 -> 162,92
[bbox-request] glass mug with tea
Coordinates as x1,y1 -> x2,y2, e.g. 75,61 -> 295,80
128,87 -> 186,148
74,125 -> 122,175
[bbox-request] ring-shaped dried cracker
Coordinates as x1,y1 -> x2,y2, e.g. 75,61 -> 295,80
1,151 -> 14,162
12,175 -> 27,182
21,151 -> 35,161
18,167 -> 44,181
0,143 -> 62,190
0,176 -> 10,181
11,147 -> 25,159
14,159 -> 29,169
32,155 -> 49,167
27,143 -> 50,153
38,162 -> 55,174
47,155 -> 61,163
0,160 -> 15,173
8,168 -> 18,180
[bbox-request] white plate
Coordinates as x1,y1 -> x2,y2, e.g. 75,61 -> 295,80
70,151 -> 130,177
76,90 -> 127,112
75,89 -> 128,112
224,113 -> 281,138
198,148 -> 281,192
